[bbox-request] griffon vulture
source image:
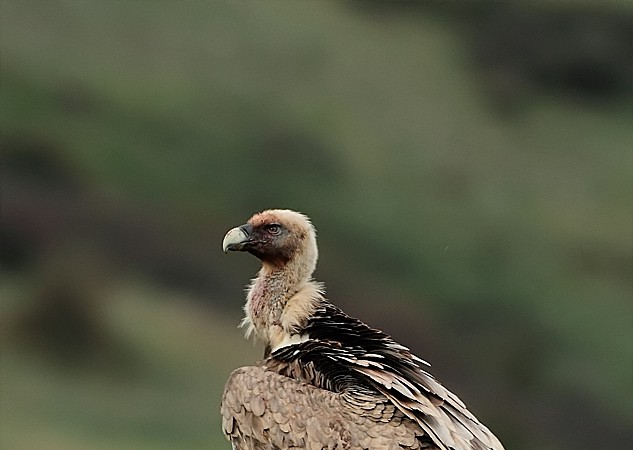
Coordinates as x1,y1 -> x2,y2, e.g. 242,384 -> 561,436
221,209 -> 504,450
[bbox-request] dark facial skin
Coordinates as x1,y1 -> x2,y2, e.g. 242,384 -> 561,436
235,221 -> 295,265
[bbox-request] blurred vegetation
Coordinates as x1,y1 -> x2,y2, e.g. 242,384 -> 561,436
1,1 -> 632,450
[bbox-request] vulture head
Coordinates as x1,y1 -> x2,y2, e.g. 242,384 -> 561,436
223,209 -> 318,277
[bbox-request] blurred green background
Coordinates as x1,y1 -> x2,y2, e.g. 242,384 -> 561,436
1,1 -> 632,449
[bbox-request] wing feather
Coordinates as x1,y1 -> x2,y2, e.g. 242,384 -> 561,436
266,300 -> 504,450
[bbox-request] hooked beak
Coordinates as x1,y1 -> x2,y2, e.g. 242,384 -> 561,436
222,224 -> 252,253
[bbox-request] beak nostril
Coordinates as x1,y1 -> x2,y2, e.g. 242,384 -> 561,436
239,224 -> 252,237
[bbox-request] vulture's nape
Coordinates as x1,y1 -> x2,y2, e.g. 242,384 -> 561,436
221,209 -> 505,450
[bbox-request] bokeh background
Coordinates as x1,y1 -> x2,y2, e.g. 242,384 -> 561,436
1,1 -> 632,449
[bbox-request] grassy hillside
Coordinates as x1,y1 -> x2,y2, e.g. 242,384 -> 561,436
1,1 -> 631,449
1,279 -> 259,449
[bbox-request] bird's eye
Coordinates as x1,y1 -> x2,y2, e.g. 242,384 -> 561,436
266,224 -> 281,235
